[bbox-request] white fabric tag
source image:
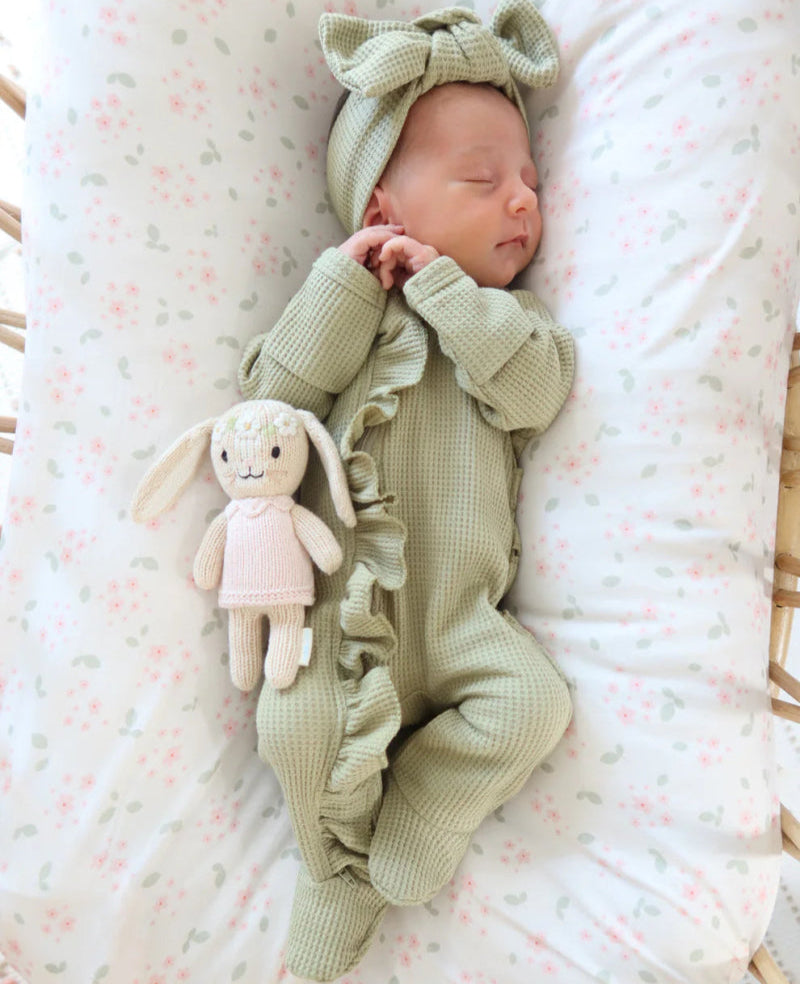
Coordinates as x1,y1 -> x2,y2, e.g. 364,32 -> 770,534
299,627 -> 313,666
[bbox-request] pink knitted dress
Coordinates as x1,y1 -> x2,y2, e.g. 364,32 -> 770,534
217,495 -> 315,608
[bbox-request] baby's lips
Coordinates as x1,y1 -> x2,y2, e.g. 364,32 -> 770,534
498,233 -> 529,248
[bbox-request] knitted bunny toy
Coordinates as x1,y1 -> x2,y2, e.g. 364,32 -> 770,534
131,400 -> 356,691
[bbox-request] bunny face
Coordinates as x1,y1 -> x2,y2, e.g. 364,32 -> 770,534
211,402 -> 309,500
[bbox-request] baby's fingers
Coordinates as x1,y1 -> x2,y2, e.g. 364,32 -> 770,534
339,225 -> 404,265
375,251 -> 398,290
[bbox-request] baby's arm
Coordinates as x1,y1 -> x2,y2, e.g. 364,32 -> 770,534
403,257 -> 574,434
239,248 -> 388,420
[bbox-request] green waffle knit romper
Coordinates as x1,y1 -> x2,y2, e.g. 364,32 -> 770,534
238,246 -> 574,980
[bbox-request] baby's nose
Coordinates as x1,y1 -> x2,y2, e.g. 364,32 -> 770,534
510,183 -> 538,213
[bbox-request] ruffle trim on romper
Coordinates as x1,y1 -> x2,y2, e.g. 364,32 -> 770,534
320,299 -> 428,840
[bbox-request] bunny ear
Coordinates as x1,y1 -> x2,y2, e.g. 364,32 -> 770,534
296,410 -> 356,528
131,418 -> 217,522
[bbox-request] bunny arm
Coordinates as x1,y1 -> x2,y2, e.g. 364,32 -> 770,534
193,511 -> 228,590
291,504 -> 343,576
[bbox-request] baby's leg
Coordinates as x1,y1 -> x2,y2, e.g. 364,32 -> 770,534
369,602 -> 571,906
257,593 -> 400,980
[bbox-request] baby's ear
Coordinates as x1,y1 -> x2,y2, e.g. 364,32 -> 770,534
362,185 -> 395,227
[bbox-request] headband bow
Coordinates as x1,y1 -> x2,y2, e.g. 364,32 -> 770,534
321,0 -> 559,234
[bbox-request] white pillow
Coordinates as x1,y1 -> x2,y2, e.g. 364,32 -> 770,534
1,1 -> 797,982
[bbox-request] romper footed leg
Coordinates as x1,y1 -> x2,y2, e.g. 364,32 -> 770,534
369,606 -> 572,905
287,864 -> 388,982
256,592 -> 400,980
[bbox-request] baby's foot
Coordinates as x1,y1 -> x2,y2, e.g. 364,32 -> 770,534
369,773 -> 472,905
286,863 -> 388,981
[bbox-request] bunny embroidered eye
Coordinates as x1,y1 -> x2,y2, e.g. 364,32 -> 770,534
221,449 -> 229,462
271,446 -> 281,459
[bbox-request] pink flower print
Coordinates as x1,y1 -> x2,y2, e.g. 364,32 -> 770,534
527,933 -> 546,954
682,881 -> 702,903
617,706 -> 636,725
163,60 -> 213,125
672,116 -> 690,138
162,340 -> 199,384
56,793 -> 75,816
40,902 -> 79,945
169,93 -> 187,114
698,749 -> 715,768
163,746 -> 182,768
99,281 -> 141,331
107,212 -> 122,234
6,568 -> 23,589
45,130 -> 71,177
738,68 -> 757,90
221,716 -> 242,739
618,518 -> 635,537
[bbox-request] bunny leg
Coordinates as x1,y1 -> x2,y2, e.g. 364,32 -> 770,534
228,606 -> 265,692
264,604 -> 305,689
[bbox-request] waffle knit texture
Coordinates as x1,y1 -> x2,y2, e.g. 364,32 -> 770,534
286,866 -> 389,981
320,0 -> 559,234
239,247 -> 574,977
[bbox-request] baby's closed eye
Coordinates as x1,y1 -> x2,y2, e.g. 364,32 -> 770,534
460,173 -> 496,187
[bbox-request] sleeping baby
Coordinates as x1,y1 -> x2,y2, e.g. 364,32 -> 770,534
237,2 -> 575,979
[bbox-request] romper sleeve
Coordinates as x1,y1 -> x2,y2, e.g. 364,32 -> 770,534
402,255 -> 575,435
238,247 -> 388,421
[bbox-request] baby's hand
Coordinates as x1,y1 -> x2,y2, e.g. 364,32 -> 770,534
338,225 -> 405,286
375,235 -> 440,290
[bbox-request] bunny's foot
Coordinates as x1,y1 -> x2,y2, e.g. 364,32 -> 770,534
228,607 -> 265,691
265,603 -> 305,689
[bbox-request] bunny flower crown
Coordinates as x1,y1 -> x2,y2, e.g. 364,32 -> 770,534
214,406 -> 299,443
321,0 -> 559,235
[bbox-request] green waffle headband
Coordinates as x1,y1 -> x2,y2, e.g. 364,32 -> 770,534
320,0 -> 559,235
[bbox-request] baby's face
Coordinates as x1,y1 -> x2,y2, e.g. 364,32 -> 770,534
375,84 -> 542,289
